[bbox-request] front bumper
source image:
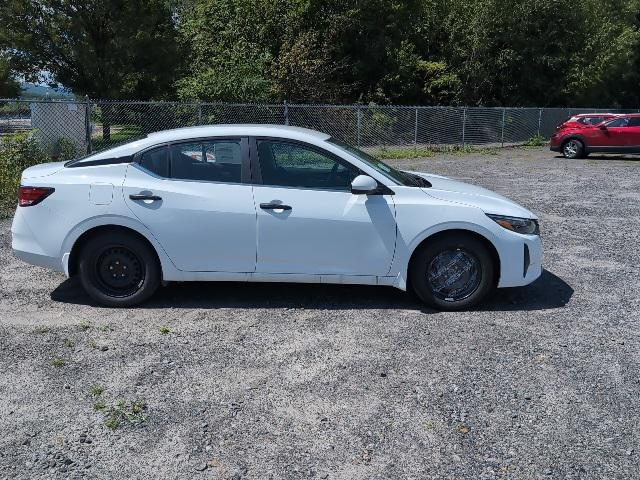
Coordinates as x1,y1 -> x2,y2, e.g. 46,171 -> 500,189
497,233 -> 542,288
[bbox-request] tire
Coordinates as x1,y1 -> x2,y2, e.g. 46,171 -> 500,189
78,231 -> 160,307
562,138 -> 585,159
409,233 -> 495,311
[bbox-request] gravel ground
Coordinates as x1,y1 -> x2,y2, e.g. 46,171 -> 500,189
1,147 -> 639,479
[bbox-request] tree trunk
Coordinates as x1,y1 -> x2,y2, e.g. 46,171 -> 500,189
102,103 -> 112,142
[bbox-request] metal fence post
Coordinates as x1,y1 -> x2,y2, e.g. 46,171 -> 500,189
501,108 -> 506,147
414,107 -> 418,150
537,108 -> 543,137
357,106 -> 361,148
85,95 -> 92,154
284,100 -> 289,125
462,108 -> 467,147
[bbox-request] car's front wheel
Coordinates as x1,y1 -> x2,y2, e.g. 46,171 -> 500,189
562,139 -> 585,159
78,231 -> 160,307
410,233 -> 495,311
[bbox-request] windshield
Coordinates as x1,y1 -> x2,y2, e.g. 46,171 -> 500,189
327,138 -> 430,187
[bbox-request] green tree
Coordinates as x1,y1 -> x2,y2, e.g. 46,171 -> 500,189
1,0 -> 180,138
0,55 -> 21,98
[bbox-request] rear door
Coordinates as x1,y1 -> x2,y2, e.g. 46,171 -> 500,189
250,138 -> 397,276
122,138 -> 257,272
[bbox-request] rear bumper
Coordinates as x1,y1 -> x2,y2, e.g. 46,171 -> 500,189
11,207 -> 65,273
12,248 -> 63,272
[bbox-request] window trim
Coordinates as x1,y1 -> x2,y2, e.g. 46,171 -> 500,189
249,136 -> 367,192
133,136 -> 251,185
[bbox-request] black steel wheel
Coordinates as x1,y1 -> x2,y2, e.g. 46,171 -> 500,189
93,246 -> 145,298
78,231 -> 160,307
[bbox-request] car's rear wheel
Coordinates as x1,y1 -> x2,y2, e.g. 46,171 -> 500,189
410,233 -> 495,311
78,231 -> 160,307
562,139 -> 585,159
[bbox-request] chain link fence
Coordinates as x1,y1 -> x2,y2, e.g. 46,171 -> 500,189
1,98 -> 639,158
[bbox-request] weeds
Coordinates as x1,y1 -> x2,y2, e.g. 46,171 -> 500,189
51,357 -> 66,367
524,134 -> 547,147
159,325 -> 170,335
78,321 -> 91,332
101,399 -> 148,430
33,326 -> 51,334
90,385 -> 105,397
63,338 -> 75,348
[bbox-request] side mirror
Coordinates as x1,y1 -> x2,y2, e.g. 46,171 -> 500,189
599,124 -> 608,130
351,174 -> 379,195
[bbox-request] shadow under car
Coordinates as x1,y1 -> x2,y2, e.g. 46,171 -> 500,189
51,269 -> 573,313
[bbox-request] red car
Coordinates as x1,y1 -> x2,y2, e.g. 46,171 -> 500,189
550,113 -> 640,158
555,113 -> 620,131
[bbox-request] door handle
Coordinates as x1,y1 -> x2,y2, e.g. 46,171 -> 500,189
129,193 -> 162,201
260,202 -> 292,211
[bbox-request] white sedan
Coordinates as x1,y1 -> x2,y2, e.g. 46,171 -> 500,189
11,125 -> 542,310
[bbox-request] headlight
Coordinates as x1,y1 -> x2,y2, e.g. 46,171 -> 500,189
486,214 -> 539,235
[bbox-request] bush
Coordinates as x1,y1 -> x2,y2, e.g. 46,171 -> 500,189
524,134 -> 546,147
0,132 -> 48,217
55,137 -> 78,161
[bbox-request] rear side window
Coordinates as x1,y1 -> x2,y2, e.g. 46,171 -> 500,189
628,117 -> 640,127
170,140 -> 242,183
139,146 -> 169,177
138,140 -> 243,183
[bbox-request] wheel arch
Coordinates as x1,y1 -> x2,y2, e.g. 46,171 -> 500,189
67,224 -> 164,278
560,134 -> 586,148
406,228 -> 501,290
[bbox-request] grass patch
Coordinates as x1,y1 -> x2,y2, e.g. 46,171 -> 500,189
159,325 -> 170,335
78,321 -> 92,332
51,357 -> 66,367
90,385 -> 105,397
63,338 -> 75,348
100,399 -> 148,430
370,144 -> 499,160
92,125 -> 143,151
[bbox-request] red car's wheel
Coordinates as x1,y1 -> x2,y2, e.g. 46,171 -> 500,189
562,139 -> 585,159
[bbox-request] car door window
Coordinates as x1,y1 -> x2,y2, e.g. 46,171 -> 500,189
170,140 -> 242,182
257,140 -> 359,190
606,118 -> 629,127
627,118 -> 640,127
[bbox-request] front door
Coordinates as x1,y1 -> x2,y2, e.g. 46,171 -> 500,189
587,117 -> 632,148
123,138 -> 256,272
251,139 -> 397,276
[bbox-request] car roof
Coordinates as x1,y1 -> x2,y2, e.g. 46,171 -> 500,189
573,113 -> 619,117
83,124 -> 331,161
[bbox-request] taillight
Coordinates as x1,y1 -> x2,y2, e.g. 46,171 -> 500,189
18,186 -> 55,207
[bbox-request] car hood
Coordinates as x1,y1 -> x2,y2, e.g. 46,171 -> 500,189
21,161 -> 66,179
406,171 -> 537,219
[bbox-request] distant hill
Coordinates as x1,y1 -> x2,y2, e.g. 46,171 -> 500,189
20,83 -> 74,99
